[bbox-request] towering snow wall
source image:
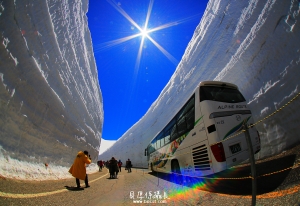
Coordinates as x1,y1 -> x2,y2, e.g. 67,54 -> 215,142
0,0 -> 103,167
101,0 -> 300,167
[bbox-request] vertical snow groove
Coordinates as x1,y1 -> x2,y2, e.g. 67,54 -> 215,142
214,0 -> 276,81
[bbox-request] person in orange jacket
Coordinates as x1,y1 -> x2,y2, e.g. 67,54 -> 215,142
69,150 -> 91,188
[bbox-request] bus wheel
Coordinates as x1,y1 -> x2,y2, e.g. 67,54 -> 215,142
171,160 -> 182,185
151,163 -> 154,173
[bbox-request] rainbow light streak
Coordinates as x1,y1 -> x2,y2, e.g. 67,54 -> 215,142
166,167 -> 241,202
166,177 -> 207,202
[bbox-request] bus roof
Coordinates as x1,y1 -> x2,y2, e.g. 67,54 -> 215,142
199,81 -> 238,89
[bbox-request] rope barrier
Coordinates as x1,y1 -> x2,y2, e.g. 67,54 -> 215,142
251,91 -> 300,128
154,162 -> 300,181
210,130 -> 245,146
257,162 -> 300,178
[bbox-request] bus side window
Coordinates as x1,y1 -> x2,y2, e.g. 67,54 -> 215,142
164,135 -> 170,144
151,138 -> 156,151
149,144 -> 154,154
160,138 -> 164,147
156,138 -> 160,149
177,116 -> 186,136
177,96 -> 195,136
186,107 -> 195,130
164,119 -> 177,141
170,124 -> 178,140
156,132 -> 164,149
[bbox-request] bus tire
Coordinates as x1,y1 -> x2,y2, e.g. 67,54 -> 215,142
151,163 -> 154,173
171,160 -> 182,184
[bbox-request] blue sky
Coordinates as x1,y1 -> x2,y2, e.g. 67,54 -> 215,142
87,0 -> 209,140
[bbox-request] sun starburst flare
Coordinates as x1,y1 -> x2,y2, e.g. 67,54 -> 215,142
95,0 -> 201,71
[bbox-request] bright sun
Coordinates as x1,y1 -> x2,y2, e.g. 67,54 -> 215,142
104,0 -> 180,69
141,29 -> 148,38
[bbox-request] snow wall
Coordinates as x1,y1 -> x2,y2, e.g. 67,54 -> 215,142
0,0 -> 103,167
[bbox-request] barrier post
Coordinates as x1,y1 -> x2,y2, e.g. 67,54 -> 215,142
243,122 -> 257,206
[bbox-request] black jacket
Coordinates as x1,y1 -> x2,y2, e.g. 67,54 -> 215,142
109,159 -> 119,173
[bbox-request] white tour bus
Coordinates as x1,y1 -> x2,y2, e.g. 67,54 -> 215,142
145,81 -> 260,177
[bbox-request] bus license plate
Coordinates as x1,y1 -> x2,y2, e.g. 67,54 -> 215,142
230,143 -> 241,154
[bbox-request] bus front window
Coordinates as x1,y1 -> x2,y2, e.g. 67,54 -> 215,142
200,86 -> 246,103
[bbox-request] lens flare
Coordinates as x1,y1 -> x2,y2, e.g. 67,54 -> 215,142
97,0 -> 201,70
164,167 -> 242,203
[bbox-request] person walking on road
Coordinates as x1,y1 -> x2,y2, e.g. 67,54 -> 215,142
69,150 -> 91,188
97,160 -> 104,172
118,160 -> 122,172
97,160 -> 101,171
109,157 -> 119,179
126,159 -> 132,173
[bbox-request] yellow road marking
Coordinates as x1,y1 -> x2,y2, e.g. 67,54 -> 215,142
1,170 -> 299,200
0,172 -> 108,199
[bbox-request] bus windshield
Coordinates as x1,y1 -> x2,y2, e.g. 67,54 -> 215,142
200,86 -> 246,103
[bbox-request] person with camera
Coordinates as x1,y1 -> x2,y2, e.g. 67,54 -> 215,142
69,150 -> 91,188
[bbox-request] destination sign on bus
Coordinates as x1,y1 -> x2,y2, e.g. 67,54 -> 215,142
218,105 -> 247,109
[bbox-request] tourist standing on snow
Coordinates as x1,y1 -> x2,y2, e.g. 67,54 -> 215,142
69,150 -> 91,188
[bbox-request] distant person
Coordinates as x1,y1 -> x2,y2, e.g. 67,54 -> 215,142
126,159 -> 132,173
109,157 -> 119,179
97,160 -> 104,172
97,160 -> 101,171
99,160 -> 104,171
69,150 -> 91,188
118,160 -> 122,172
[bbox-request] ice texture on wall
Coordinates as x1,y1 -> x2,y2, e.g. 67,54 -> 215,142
101,0 -> 300,167
0,0 -> 103,167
